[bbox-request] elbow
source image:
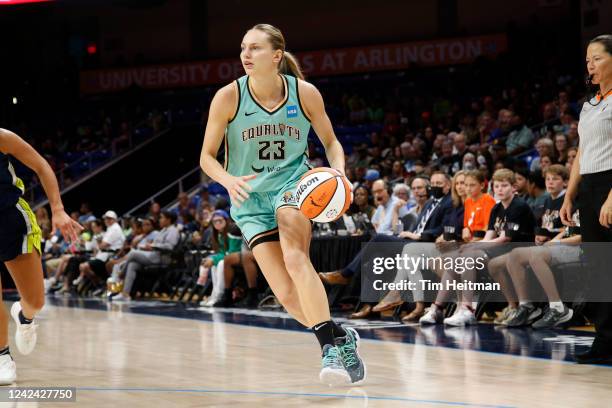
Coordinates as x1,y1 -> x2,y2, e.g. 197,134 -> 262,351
200,154 -> 212,173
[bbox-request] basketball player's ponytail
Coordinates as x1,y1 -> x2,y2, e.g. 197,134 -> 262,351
251,23 -> 305,80
279,51 -> 304,80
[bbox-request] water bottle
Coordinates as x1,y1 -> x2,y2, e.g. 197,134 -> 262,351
395,219 -> 403,235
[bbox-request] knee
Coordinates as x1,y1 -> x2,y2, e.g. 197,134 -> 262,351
488,260 -> 504,278
527,251 -> 542,267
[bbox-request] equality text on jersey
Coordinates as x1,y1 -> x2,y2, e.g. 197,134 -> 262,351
241,123 -> 301,142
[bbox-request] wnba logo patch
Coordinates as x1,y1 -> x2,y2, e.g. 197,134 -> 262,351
287,105 -> 298,118
281,191 -> 296,204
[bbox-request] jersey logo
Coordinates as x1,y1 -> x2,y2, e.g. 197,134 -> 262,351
281,191 -> 295,204
251,164 -> 264,173
245,111 -> 258,116
287,105 -> 298,118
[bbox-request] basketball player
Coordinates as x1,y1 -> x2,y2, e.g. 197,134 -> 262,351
0,128 -> 82,383
200,24 -> 365,385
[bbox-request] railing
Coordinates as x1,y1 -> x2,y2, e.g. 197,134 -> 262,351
30,126 -> 170,211
123,166 -> 204,217
26,116 -> 165,208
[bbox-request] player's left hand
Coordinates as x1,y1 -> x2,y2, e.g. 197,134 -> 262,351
599,195 -> 612,228
52,210 -> 84,244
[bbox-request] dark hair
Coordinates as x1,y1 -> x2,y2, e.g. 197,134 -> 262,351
589,34 -> 612,56
211,219 -> 235,253
348,184 -> 373,216
463,170 -> 486,184
514,166 -> 530,180
161,210 -> 177,224
214,197 -> 229,211
528,171 -> 546,190
91,219 -> 104,229
586,35 -> 612,105
431,171 -> 451,183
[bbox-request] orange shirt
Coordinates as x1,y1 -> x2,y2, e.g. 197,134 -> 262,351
464,193 -> 496,233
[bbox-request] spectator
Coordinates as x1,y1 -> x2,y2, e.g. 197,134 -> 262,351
566,120 -> 579,147
106,217 -> 159,294
197,210 -> 242,306
113,210 -> 180,302
530,138 -> 554,173
174,192 -> 193,224
526,171 -> 549,221
461,152 -> 477,171
214,243 -> 260,308
35,207 -> 52,240
462,170 -> 496,241
566,147 -> 578,170
452,132 -> 468,158
371,179 -> 408,235
192,185 -> 215,210
363,169 -> 380,192
505,114 -> 535,155
514,167 -> 530,201
347,184 -> 376,222
536,165 -> 568,242
147,201 -> 162,223
406,176 -> 430,218
434,140 -> 461,175
77,202 -> 94,225
74,211 -> 126,290
554,133 -> 569,165
539,154 -> 554,175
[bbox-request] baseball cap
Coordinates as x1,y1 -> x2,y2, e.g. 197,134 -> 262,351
364,169 -> 380,181
212,209 -> 230,220
102,210 -> 118,220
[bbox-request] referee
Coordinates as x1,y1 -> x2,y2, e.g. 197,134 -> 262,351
561,34 -> 612,365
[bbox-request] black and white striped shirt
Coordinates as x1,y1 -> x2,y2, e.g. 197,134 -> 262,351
578,94 -> 612,175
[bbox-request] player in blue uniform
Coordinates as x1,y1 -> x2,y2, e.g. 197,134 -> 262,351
0,128 -> 82,383
200,24 -> 366,385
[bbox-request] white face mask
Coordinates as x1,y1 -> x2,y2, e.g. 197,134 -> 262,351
463,162 -> 476,170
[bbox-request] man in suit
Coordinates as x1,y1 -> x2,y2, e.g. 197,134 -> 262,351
318,172 -> 453,318
398,172 -> 453,242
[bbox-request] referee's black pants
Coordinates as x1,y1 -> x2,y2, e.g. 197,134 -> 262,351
579,170 -> 612,351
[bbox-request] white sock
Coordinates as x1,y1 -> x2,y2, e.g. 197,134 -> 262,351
519,301 -> 534,309
549,301 -> 564,313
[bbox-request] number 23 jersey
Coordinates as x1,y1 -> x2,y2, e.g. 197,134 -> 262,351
224,74 -> 312,192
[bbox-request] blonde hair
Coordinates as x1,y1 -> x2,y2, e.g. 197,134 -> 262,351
251,24 -> 304,80
545,163 -> 569,181
492,168 -> 515,185
451,170 -> 466,207
464,169 -> 486,184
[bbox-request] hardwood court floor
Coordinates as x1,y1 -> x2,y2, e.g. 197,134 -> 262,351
4,301 -> 612,407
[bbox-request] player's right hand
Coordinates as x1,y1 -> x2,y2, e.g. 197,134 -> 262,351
225,174 -> 256,207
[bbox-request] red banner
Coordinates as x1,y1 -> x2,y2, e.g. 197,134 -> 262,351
80,34 -> 507,94
0,0 -> 53,4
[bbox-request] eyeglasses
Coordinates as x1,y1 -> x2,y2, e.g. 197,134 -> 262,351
212,218 -> 225,224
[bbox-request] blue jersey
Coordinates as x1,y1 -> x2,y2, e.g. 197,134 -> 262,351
0,152 -> 24,211
224,74 -> 311,192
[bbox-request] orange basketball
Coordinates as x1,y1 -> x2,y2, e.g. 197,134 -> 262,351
295,167 -> 352,223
